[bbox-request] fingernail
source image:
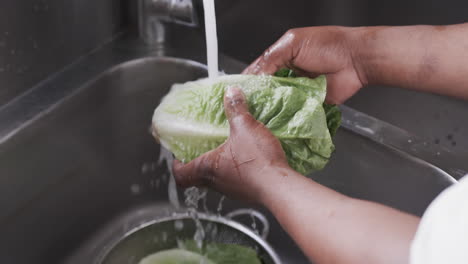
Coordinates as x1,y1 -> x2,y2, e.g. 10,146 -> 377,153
225,86 -> 241,99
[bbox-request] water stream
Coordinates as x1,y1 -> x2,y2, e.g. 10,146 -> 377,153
157,147 -> 180,209
203,0 -> 219,78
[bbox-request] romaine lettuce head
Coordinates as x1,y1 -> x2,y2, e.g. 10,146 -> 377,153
152,74 -> 339,175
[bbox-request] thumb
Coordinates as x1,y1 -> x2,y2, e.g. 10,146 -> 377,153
224,86 -> 257,132
224,86 -> 249,118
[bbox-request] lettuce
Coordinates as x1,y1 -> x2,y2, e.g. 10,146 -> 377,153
181,240 -> 261,264
152,74 -> 340,175
139,249 -> 215,264
274,68 -> 341,137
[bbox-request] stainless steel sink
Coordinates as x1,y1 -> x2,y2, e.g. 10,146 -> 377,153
0,54 -> 308,264
0,32 -> 462,264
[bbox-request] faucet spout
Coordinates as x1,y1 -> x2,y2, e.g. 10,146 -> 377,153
139,0 -> 198,45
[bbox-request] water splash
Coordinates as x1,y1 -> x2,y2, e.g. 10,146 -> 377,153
158,146 -> 181,208
184,187 -> 207,209
216,195 -> 226,215
184,187 -> 208,248
188,207 -> 205,249
250,212 -> 258,236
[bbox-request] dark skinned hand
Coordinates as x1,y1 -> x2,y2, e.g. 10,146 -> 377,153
173,86 -> 289,202
243,26 -> 365,104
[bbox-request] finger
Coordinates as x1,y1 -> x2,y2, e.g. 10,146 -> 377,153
224,86 -> 259,133
243,30 -> 298,75
224,86 -> 259,134
172,157 -> 213,188
242,57 -> 262,74
224,86 -> 249,119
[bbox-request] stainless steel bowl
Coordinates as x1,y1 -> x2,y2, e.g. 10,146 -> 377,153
98,210 -> 282,264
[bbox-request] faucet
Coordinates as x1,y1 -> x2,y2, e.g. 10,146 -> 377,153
138,0 -> 198,45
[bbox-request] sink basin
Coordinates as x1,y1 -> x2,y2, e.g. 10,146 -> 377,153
0,53 -> 456,264
0,57 -> 307,264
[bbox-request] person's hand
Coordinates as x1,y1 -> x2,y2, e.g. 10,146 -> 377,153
173,86 -> 290,202
243,26 -> 366,104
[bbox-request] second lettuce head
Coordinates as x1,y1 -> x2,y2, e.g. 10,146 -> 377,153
152,72 -> 341,175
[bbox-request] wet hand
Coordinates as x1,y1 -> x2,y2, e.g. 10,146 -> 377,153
243,26 -> 366,104
173,86 -> 290,202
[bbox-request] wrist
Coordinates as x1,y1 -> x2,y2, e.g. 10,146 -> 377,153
253,165 -> 302,208
345,26 -> 387,87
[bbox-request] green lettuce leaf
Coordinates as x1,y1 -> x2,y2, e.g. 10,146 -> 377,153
181,240 -> 261,264
139,249 -> 215,264
275,68 -> 341,137
152,74 -> 339,175
323,103 -> 341,137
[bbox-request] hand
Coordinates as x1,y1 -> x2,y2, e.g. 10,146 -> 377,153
173,86 -> 290,202
243,26 -> 366,104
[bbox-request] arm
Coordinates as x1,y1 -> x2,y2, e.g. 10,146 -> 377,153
352,24 -> 468,100
243,23 -> 468,103
261,166 -> 419,264
173,87 -> 420,264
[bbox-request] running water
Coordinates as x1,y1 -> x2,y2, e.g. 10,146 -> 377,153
156,146 -> 208,248
216,196 -> 226,215
157,147 -> 181,209
166,0 -> 220,248
185,187 -> 208,248
203,0 -> 219,78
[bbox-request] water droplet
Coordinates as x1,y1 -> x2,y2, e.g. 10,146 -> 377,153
130,183 -> 141,194
407,139 -> 412,143
184,187 -> 207,209
11,49 -> 15,55
174,220 -> 184,230
0,40 -> 5,47
141,163 -> 151,174
162,172 -> 168,182
216,195 -> 225,215
193,223 -> 205,249
436,152 -> 441,156
4,31 -> 9,36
